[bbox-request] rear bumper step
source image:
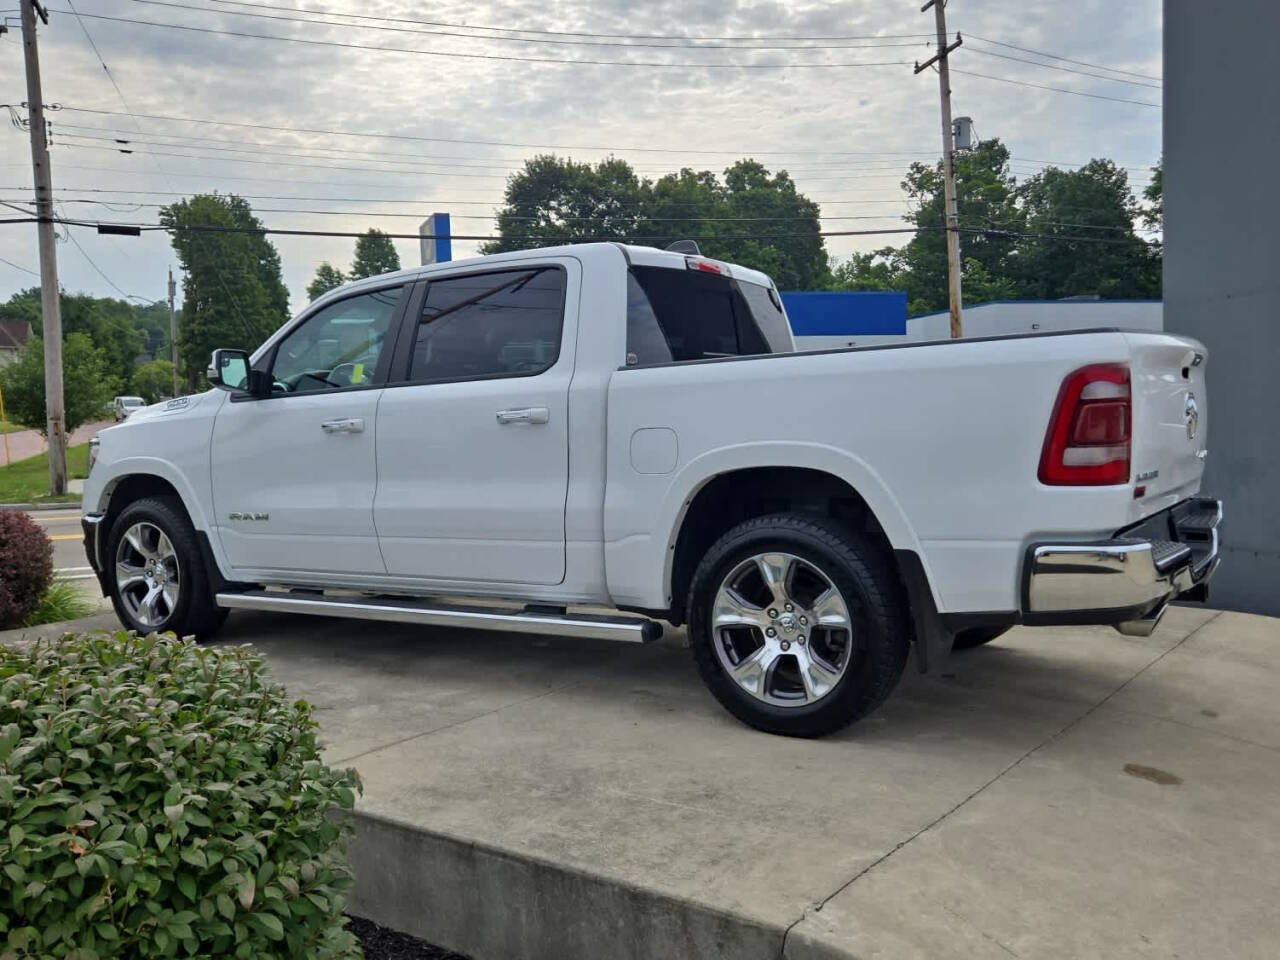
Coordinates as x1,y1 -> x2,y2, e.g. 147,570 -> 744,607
215,589 -> 663,643
1022,497 -> 1222,635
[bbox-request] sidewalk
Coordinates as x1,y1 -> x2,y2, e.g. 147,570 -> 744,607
1,419 -> 110,465
6,606 -> 1277,959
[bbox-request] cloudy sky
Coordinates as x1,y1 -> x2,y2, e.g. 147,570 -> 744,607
0,0 -> 1161,314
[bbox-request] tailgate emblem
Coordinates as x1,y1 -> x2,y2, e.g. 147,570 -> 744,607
1184,392 -> 1199,440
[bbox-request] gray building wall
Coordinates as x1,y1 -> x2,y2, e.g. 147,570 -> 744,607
1165,1 -> 1280,615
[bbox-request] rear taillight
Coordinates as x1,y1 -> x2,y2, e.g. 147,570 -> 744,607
1039,363 -> 1131,485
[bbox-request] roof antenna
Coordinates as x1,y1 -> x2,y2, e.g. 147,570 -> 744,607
665,239 -> 701,255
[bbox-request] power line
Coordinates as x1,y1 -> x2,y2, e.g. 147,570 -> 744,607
50,133 -> 917,181
963,47 -> 1162,90
47,122 -> 929,174
0,185 -> 911,208
950,68 -> 1160,107
42,120 -> 1159,180
125,0 -> 931,52
0,254 -> 40,276
33,197 -> 914,223
965,34 -> 1161,83
53,105 -> 942,157
49,10 -> 917,69
0,213 -> 1160,247
202,0 -> 935,44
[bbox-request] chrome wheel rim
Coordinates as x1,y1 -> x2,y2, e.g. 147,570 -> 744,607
711,552 -> 854,707
115,522 -> 180,629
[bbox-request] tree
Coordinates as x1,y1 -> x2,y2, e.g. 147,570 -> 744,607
2,288 -> 145,384
484,155 -> 831,288
307,262 -> 347,300
131,358 -> 177,403
159,194 -> 290,387
1013,160 -> 1161,299
349,229 -> 400,280
892,139 -> 1024,313
1142,159 -> 1163,230
0,333 -> 118,435
483,155 -> 649,253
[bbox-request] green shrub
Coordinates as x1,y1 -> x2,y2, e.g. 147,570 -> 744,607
23,580 -> 93,628
0,632 -> 363,959
0,511 -> 54,629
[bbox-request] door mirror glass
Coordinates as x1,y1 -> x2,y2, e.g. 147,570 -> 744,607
208,349 -> 250,391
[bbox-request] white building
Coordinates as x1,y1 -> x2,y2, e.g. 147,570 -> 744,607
794,300 -> 1162,352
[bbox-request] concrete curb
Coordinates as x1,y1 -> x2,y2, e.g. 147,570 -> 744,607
0,501 -> 82,512
343,809 -> 796,960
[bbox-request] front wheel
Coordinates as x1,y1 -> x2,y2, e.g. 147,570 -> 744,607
687,514 -> 910,737
106,496 -> 227,640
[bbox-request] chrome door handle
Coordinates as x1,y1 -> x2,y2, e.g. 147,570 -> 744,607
496,407 -> 550,425
321,417 -> 365,434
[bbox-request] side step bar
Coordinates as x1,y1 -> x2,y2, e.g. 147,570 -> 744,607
215,589 -> 663,643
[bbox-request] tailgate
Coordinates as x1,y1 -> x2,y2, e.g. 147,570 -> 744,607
1124,332 -> 1207,507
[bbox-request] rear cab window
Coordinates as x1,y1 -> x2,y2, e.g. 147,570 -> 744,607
625,263 -> 791,367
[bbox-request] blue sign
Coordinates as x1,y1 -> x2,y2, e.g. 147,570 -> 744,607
780,291 -> 907,336
419,212 -> 452,264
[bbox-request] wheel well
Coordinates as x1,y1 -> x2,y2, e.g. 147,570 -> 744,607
102,474 -> 187,537
666,467 -> 892,625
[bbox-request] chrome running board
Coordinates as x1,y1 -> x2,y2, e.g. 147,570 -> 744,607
215,589 -> 662,643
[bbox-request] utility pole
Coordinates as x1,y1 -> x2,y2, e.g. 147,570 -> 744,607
168,267 -> 179,397
20,0 -> 67,493
915,1 -> 964,339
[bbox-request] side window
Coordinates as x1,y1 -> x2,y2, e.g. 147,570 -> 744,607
409,267 -> 565,381
626,266 -> 771,365
625,272 -> 673,366
271,287 -> 402,394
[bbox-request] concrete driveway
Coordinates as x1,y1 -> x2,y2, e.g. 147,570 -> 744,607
5,605 -> 1277,959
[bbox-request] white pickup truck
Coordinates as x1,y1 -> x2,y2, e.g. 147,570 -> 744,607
81,242 -> 1221,736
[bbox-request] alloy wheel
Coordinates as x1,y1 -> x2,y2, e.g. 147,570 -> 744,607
710,552 -> 855,707
115,521 -> 181,629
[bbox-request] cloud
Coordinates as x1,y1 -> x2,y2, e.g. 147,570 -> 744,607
1,0 -> 1161,315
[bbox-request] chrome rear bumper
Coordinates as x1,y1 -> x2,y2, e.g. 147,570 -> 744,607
1024,498 -> 1222,636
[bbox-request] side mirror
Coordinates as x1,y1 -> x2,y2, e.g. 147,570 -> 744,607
207,349 -> 261,395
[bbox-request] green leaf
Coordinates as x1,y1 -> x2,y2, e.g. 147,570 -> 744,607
177,875 -> 197,901
179,847 -> 207,869
216,892 -> 235,921
94,923 -> 119,941
236,873 -> 255,911
249,912 -> 284,941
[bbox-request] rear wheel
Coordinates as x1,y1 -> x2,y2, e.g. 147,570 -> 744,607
687,514 -> 910,737
107,496 -> 227,640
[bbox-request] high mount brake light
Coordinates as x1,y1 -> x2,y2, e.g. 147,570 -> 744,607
685,256 -> 731,277
1038,363 -> 1131,486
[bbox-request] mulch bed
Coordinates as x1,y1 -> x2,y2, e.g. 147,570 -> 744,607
347,916 -> 471,960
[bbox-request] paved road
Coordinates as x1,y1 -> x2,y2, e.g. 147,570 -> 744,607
25,508 -> 92,576
1,419 -> 112,465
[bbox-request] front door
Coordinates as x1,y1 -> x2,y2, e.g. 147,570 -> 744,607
374,263 -> 574,586
210,284 -> 405,578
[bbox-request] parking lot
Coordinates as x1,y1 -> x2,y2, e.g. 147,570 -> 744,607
4,603 -> 1277,959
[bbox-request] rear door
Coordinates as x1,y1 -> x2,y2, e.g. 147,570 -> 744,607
1124,332 -> 1208,511
373,260 -> 576,586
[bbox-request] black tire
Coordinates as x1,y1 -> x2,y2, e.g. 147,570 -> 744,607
106,496 -> 228,641
687,513 -> 910,737
951,625 -> 1013,650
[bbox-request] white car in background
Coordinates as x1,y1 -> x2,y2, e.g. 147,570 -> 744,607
112,396 -> 146,422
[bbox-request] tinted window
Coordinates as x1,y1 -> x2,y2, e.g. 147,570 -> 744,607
410,268 -> 565,381
737,281 -> 793,353
271,287 -> 402,393
626,265 -> 776,365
